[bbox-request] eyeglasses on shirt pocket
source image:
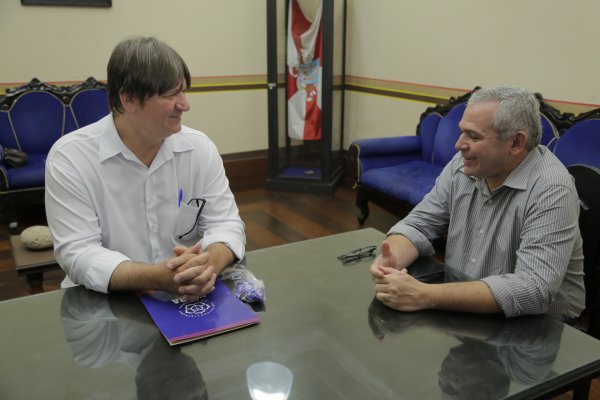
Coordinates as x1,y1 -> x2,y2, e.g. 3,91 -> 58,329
174,198 -> 206,241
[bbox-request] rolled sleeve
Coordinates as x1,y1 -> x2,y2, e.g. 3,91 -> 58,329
387,222 -> 436,257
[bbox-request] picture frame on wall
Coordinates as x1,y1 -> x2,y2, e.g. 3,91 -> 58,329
21,0 -> 111,6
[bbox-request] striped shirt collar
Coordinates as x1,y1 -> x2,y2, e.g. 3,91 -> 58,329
458,145 -> 544,194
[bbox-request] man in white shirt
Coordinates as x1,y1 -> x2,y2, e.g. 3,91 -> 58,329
45,36 -> 245,301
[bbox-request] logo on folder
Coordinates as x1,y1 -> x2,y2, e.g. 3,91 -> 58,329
178,299 -> 215,318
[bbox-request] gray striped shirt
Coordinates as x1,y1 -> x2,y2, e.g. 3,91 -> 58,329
389,145 -> 585,321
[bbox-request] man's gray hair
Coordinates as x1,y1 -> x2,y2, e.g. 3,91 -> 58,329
468,86 -> 542,150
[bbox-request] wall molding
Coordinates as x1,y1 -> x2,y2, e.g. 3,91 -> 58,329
344,75 -> 600,115
3,74 -> 597,115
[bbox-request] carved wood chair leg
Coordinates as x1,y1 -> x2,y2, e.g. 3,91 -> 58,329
356,189 -> 370,225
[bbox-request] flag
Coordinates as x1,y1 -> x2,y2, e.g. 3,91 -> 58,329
287,0 -> 323,141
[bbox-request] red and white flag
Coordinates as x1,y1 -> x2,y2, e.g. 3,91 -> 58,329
287,0 -> 323,141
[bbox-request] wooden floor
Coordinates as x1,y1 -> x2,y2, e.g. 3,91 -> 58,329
0,183 -> 597,399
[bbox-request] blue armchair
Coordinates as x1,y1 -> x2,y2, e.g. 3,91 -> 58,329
349,89 -> 476,225
0,88 -> 64,192
0,77 -> 108,231
553,110 -> 600,169
349,89 -> 563,225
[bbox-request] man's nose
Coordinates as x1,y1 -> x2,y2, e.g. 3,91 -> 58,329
455,134 -> 468,151
176,92 -> 191,112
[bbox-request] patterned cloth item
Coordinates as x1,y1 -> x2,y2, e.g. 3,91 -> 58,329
221,258 -> 265,303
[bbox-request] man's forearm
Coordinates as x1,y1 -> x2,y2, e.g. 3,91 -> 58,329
426,280 -> 502,314
108,260 -> 173,292
107,244 -> 235,294
386,234 -> 419,269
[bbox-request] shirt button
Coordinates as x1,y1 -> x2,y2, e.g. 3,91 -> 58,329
471,258 -> 476,263
479,229 -> 484,234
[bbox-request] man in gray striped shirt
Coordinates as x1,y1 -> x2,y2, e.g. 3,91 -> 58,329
370,86 -> 585,322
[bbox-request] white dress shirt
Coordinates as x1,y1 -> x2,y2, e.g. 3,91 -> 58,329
45,115 -> 245,293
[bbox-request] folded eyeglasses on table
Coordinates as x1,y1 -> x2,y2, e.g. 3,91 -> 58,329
337,245 -> 377,265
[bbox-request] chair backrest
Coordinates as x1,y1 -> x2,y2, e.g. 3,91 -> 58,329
554,119 -> 600,169
0,108 -> 17,149
540,113 -> 559,150
432,102 -> 466,167
418,112 -> 442,163
68,88 -> 110,131
537,92 -> 570,150
0,77 -> 109,156
6,91 -> 65,155
568,164 -> 600,338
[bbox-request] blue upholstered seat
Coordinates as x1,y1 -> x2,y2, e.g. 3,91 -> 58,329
361,162 -> 443,206
0,78 -> 108,231
349,93 -> 474,225
353,102 -> 466,208
0,91 -> 64,190
554,119 -> 600,169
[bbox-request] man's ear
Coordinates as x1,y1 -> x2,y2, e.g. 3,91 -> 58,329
119,91 -> 137,112
510,131 -> 528,154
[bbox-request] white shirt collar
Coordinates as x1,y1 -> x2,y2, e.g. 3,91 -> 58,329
97,114 -> 194,166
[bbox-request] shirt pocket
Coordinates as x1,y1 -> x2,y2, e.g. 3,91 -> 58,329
172,202 -> 203,245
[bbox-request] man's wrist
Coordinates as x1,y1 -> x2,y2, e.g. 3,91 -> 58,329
205,243 -> 235,275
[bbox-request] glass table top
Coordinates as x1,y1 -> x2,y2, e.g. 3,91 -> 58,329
1,228 -> 600,399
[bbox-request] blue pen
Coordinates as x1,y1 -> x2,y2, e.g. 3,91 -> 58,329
178,189 -> 183,208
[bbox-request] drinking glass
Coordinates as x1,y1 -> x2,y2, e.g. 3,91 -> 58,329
246,361 -> 293,400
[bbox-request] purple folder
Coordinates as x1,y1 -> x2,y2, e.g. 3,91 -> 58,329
139,280 -> 260,346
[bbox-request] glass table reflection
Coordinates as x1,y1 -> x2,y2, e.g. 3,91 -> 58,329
60,287 -> 208,400
368,297 -> 564,399
1,228 -> 600,399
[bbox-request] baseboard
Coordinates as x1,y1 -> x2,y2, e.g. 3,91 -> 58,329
222,150 -> 269,191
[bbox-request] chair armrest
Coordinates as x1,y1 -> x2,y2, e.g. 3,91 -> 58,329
349,136 -> 423,184
350,136 -> 421,157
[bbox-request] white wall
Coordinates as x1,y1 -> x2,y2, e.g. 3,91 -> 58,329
343,0 -> 600,145
346,0 -> 600,103
2,0 -> 599,152
1,1 -> 266,81
0,0 -> 268,154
